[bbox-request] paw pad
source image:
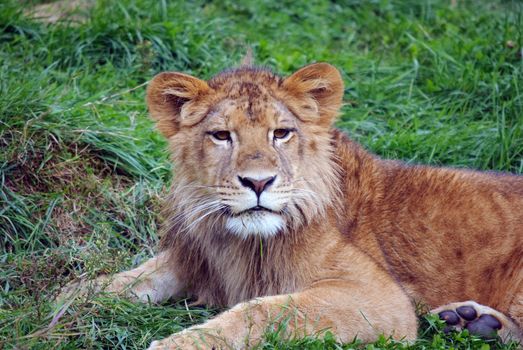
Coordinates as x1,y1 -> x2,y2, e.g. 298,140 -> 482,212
456,305 -> 477,321
438,306 -> 501,339
439,310 -> 460,325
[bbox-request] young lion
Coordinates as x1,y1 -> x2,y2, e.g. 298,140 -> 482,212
65,62 -> 523,349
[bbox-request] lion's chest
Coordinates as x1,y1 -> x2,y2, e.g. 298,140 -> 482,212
171,232 -> 303,307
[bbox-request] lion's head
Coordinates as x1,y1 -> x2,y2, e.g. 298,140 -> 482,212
147,62 -> 344,238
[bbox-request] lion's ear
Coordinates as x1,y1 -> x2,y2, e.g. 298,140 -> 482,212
282,63 -> 344,126
146,72 -> 212,138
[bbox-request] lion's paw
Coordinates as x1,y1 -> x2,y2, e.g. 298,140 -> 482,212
56,275 -> 110,302
147,340 -> 169,350
432,301 -> 523,343
147,331 -> 215,350
146,339 -> 185,350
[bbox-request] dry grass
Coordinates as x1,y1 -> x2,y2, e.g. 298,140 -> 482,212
25,0 -> 94,24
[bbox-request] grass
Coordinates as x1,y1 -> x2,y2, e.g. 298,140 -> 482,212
1,0 -> 522,348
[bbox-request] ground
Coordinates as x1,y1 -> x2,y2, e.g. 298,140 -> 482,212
1,0 -> 522,349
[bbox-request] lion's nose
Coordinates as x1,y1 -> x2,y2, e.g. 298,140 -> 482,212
238,175 -> 276,197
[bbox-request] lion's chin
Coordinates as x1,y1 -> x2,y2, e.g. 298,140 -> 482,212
225,211 -> 285,239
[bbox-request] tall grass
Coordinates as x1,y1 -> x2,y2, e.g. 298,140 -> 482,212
1,0 -> 522,348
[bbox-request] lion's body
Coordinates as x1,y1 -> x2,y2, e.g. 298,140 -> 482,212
65,62 -> 523,349
161,126 -> 523,324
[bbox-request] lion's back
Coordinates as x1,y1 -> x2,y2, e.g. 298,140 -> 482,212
333,131 -> 523,312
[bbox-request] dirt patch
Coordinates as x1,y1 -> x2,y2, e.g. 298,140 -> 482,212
2,133 -> 137,243
4,134 -> 126,196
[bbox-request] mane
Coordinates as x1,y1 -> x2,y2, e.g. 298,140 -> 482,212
154,63 -> 346,305
157,129 -> 344,306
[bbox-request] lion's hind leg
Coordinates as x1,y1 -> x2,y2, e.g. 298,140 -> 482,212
432,301 -> 523,343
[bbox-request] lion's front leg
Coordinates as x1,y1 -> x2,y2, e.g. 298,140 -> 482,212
148,278 -> 418,349
59,252 -> 183,304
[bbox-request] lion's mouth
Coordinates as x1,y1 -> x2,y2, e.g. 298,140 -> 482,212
234,205 -> 279,216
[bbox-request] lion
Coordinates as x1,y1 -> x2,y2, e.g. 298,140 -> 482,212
61,61 -> 523,349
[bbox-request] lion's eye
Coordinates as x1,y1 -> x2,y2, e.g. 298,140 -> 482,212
273,129 -> 292,140
210,130 -> 231,141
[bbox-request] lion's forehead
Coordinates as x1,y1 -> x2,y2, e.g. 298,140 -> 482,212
205,95 -> 296,130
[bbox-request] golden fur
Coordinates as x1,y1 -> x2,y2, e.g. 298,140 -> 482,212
63,61 -> 523,349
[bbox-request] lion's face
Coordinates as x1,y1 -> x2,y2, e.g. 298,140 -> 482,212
147,63 -> 344,238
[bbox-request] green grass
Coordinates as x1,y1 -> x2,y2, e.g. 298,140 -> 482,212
1,0 -> 522,349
